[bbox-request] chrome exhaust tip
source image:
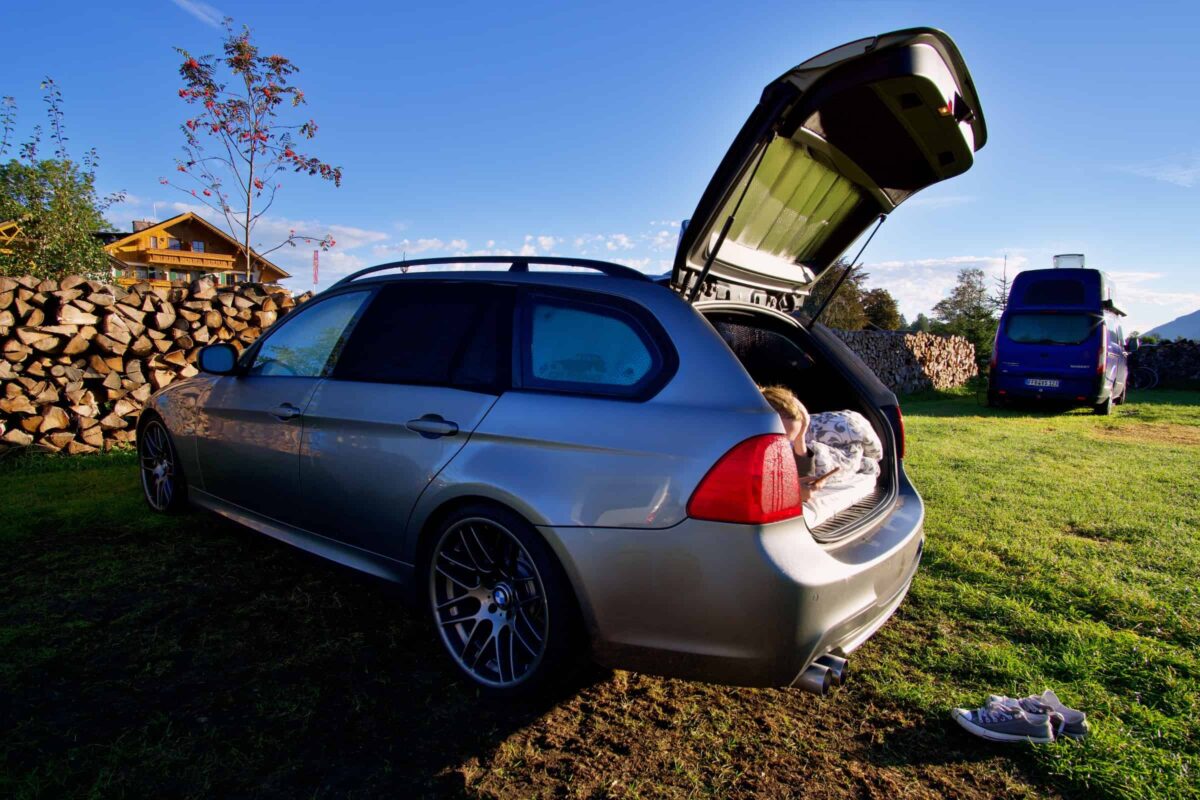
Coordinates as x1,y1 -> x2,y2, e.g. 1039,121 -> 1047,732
815,654 -> 849,685
796,662 -> 833,695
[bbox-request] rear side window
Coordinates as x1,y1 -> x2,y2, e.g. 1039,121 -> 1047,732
1005,313 -> 1098,345
521,294 -> 667,397
1022,279 -> 1085,306
248,291 -> 370,377
332,283 -> 511,390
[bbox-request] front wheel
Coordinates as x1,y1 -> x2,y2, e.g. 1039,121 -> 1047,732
138,418 -> 188,513
427,505 -> 581,696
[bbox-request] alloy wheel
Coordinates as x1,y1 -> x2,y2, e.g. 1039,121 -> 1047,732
140,421 -> 176,512
430,518 -> 550,688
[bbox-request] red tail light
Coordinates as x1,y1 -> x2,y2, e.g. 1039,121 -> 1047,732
687,434 -> 802,524
1097,327 -> 1107,375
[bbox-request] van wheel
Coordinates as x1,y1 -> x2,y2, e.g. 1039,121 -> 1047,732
1093,395 -> 1113,415
986,389 -> 1001,408
427,504 -> 581,697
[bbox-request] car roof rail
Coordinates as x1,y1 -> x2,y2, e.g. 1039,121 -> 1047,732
332,256 -> 652,288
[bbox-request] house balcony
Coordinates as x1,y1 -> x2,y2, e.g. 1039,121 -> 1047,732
139,248 -> 237,271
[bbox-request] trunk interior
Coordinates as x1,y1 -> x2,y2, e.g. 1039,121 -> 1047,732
701,307 -> 897,542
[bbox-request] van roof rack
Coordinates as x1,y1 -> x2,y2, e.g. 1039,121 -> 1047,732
332,256 -> 651,287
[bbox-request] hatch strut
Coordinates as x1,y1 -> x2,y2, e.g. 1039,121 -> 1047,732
685,139 -> 773,304
810,214 -> 887,325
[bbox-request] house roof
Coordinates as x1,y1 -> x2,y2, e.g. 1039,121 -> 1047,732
102,212 -> 291,279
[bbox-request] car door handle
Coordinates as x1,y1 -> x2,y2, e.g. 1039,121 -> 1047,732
271,402 -> 303,421
406,414 -> 459,439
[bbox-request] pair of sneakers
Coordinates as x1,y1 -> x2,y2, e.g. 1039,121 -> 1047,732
951,690 -> 1089,744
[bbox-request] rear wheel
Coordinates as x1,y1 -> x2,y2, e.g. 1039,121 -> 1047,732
139,418 -> 188,513
1093,394 -> 1113,416
427,505 -> 581,696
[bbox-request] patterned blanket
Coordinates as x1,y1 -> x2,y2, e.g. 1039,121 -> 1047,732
805,410 -> 884,486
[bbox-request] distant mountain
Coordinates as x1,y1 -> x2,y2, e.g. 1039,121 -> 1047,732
1147,308 -> 1200,341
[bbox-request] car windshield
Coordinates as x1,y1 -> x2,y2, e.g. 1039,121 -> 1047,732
1006,313 -> 1098,345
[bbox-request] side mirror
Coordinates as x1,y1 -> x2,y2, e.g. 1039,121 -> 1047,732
198,343 -> 239,375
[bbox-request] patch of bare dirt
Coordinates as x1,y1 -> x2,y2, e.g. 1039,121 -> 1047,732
465,671 -> 1061,799
1091,423 -> 1200,447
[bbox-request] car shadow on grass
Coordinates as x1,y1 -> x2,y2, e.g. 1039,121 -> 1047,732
1,505 -> 605,799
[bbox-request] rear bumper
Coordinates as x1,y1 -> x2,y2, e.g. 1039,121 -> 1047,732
991,370 -> 1106,404
540,470 -> 924,687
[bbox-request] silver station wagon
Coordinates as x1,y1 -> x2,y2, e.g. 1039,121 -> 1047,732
139,28 -> 987,695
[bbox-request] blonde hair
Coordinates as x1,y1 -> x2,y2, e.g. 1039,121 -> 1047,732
760,384 -> 807,424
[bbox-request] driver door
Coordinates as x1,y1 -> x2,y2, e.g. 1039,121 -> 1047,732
195,290 -> 372,524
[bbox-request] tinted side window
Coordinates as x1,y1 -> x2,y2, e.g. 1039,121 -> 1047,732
522,295 -> 664,396
333,283 -> 511,390
248,291 -> 370,377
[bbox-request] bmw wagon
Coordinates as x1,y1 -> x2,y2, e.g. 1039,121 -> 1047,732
138,28 -> 988,695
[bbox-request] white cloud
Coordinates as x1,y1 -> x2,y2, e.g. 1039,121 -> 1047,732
1121,153 -> 1200,188
905,194 -> 975,209
647,229 -> 676,251
536,235 -> 558,252
863,254 -> 1029,320
605,233 -> 634,251
169,0 -> 224,28
375,237 -> 469,255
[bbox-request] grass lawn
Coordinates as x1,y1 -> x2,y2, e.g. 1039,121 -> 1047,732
1,389 -> 1197,799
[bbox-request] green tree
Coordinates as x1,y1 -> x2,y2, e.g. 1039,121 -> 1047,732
908,312 -> 933,332
0,81 -> 122,280
932,267 -> 998,365
862,287 -> 902,330
801,259 -> 868,330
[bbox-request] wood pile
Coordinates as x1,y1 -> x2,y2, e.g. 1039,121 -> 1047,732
0,275 -> 310,454
832,329 -> 978,394
1130,339 -> 1200,387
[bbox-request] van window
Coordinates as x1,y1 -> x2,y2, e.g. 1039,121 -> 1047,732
1022,279 -> 1085,306
1005,313 -> 1097,345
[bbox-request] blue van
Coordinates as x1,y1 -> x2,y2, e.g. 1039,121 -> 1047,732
987,266 -> 1129,414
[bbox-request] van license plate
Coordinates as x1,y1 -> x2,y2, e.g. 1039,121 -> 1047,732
1025,378 -> 1060,388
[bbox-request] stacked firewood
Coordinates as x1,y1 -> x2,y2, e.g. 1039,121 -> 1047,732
832,329 -> 978,394
1130,339 -> 1200,387
0,275 -> 310,453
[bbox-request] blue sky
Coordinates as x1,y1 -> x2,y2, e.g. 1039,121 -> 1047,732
3,0 -> 1197,333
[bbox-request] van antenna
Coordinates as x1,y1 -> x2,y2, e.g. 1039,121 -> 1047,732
810,214 -> 887,325
686,138 -> 773,303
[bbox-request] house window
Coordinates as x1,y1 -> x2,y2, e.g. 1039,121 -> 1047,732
149,236 -> 159,249
168,238 -> 181,250
192,241 -> 205,253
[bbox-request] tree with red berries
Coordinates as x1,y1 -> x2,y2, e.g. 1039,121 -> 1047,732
163,19 -> 342,281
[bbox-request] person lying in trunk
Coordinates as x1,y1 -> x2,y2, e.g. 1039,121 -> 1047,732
760,385 -> 884,500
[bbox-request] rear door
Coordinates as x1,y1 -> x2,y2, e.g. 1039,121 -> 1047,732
672,28 -> 987,305
195,290 -> 372,523
297,282 -> 512,560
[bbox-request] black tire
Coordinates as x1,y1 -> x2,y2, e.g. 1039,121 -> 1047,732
138,416 -> 188,513
426,503 -> 582,697
1093,394 -> 1113,416
986,389 -> 1002,408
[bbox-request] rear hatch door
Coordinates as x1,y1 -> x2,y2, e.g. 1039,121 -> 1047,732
673,28 -> 988,306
